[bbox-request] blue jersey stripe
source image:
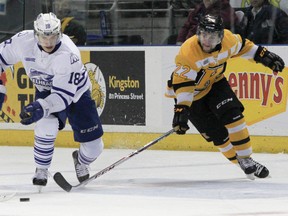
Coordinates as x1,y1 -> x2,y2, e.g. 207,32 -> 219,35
55,92 -> 69,108
52,85 -> 75,97
0,54 -> 11,66
77,76 -> 88,91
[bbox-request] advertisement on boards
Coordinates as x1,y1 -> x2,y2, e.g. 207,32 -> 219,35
0,50 -> 145,126
88,51 -> 145,125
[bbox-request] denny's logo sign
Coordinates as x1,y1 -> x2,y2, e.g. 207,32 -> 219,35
226,58 -> 288,125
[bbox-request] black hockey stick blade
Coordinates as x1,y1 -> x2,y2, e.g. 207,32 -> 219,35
53,129 -> 174,192
53,172 -> 73,192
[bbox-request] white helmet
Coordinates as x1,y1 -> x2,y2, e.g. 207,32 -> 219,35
34,12 -> 62,43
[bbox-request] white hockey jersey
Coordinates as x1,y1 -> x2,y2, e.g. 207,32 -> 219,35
0,30 -> 91,113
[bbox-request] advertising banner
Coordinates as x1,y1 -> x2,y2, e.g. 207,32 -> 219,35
89,50 -> 145,125
226,58 -> 288,125
0,50 -> 145,126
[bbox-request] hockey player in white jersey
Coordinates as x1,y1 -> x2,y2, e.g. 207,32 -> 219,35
0,13 -> 104,187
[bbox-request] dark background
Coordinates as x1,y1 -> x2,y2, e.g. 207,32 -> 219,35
90,51 -> 145,125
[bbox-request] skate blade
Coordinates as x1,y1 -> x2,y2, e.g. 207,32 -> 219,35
247,174 -> 272,180
246,173 -> 256,180
255,174 -> 272,179
35,185 -> 44,193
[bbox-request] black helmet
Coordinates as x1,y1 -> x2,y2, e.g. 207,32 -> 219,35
196,14 -> 224,52
197,14 -> 224,34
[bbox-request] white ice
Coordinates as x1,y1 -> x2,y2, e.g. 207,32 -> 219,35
0,146 -> 288,216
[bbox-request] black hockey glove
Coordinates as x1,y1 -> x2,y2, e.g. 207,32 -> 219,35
254,46 -> 285,72
20,101 -> 44,125
173,105 -> 190,135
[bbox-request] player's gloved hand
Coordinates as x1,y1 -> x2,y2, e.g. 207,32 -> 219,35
0,80 -> 6,110
20,100 -> 46,125
254,46 -> 285,72
172,105 -> 190,135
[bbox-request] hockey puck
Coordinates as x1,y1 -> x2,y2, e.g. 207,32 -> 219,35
20,198 -> 30,202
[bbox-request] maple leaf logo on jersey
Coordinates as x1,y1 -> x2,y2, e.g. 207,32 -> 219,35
70,54 -> 79,64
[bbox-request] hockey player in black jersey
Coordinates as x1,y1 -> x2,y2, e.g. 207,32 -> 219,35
166,14 -> 285,179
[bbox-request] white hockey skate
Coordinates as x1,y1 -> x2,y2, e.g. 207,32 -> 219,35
33,168 -> 48,192
72,150 -> 90,183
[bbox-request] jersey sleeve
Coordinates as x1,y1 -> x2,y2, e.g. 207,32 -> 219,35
171,46 -> 199,106
0,31 -> 27,69
230,33 -> 258,60
44,52 -> 90,114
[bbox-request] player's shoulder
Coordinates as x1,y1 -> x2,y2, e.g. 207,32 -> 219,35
52,38 -> 82,75
13,30 -> 34,40
58,35 -> 81,55
61,34 -> 79,49
10,30 -> 34,44
222,29 -> 242,47
181,35 -> 198,50
5,30 -> 35,51
177,36 -> 204,66
179,36 -> 200,57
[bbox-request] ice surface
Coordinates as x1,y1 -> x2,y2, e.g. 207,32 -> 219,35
0,146 -> 288,216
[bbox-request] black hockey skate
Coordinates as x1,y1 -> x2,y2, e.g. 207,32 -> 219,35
253,159 -> 269,178
72,150 -> 90,183
237,156 -> 256,175
33,168 -> 48,186
237,156 -> 269,179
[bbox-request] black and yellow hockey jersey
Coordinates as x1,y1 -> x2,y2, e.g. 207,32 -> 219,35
166,29 -> 258,107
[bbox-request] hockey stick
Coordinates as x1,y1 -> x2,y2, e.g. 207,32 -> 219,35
53,129 -> 175,192
0,191 -> 17,202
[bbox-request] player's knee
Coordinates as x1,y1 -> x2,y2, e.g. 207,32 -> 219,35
35,116 -> 58,138
221,108 -> 244,125
80,137 -> 104,161
201,125 -> 229,145
213,135 -> 230,146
